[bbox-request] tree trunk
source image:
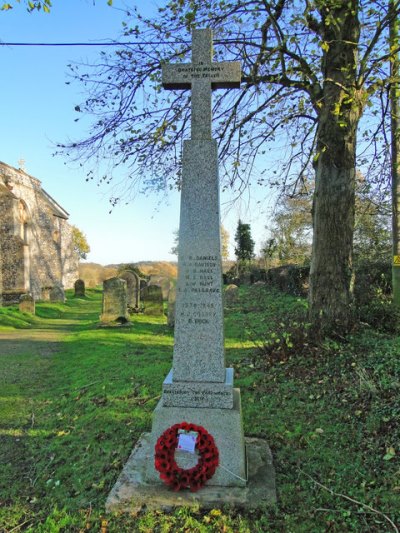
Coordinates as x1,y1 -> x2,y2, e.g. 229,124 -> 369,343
309,1 -> 361,335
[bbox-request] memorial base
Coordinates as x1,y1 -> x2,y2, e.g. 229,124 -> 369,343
105,434 -> 276,513
145,388 -> 246,487
162,368 -> 234,409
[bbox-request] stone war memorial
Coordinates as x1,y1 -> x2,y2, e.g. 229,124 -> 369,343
107,28 -> 275,511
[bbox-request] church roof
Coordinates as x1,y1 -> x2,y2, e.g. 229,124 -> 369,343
40,187 -> 69,219
0,161 -> 69,219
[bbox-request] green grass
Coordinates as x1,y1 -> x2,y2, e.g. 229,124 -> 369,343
0,286 -> 399,532
0,305 -> 37,329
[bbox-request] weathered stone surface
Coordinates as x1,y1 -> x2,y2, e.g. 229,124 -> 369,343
74,279 -> 85,298
224,284 -> 239,305
105,435 -> 276,513
162,369 -> 234,409
172,140 -> 226,384
0,162 -> 78,305
100,277 -> 129,323
146,389 -> 246,487
162,28 -> 240,140
41,286 -> 51,301
167,286 -> 176,327
19,293 -> 35,314
149,276 -> 171,300
50,285 -> 65,303
120,271 -> 140,310
1,289 -> 25,305
142,284 -> 164,316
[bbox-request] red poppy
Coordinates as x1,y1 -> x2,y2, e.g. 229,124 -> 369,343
154,422 -> 219,492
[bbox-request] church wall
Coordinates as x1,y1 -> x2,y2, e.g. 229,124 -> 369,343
0,191 -> 27,303
60,221 -> 79,290
0,163 -> 79,303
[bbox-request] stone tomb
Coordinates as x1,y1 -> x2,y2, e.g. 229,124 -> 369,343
100,277 -> 129,324
74,279 -> 85,298
107,28 -> 275,511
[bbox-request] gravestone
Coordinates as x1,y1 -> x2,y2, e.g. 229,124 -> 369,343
19,293 -> 35,314
74,279 -> 85,298
107,28 -> 275,511
149,276 -> 171,299
167,286 -> 176,327
41,286 -> 51,301
240,272 -> 253,285
142,284 -> 164,316
100,277 -> 129,323
224,284 -> 239,305
50,285 -> 65,303
120,271 -> 141,311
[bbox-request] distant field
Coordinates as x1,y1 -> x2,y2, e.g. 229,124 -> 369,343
78,260 -> 178,288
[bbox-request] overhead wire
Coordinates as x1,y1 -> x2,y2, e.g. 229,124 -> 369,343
0,37 -> 262,47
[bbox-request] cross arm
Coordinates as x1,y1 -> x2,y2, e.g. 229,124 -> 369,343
162,61 -> 241,91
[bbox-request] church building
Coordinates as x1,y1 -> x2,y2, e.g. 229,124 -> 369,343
0,161 -> 79,304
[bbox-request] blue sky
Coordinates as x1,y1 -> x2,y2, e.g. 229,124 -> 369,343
1,0 -> 272,264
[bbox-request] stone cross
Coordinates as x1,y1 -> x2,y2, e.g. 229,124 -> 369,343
160,29 -> 242,405
107,29 -> 249,498
162,28 -> 241,139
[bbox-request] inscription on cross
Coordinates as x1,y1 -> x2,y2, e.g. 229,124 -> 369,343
162,28 -> 241,140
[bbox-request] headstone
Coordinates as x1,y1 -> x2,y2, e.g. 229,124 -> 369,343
224,284 -> 239,305
119,271 -> 140,311
240,272 -> 252,285
19,293 -> 35,314
49,285 -> 65,303
142,285 -> 164,316
74,279 -> 85,298
145,29 -> 246,487
100,277 -> 129,323
167,285 -> 176,327
41,286 -> 51,301
149,276 -> 171,300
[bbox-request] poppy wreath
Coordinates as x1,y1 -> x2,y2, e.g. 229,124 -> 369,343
154,422 -> 219,492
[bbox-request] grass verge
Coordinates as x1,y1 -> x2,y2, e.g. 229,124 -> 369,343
0,286 -> 398,532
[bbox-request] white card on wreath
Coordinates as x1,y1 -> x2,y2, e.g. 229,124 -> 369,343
177,433 -> 197,454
